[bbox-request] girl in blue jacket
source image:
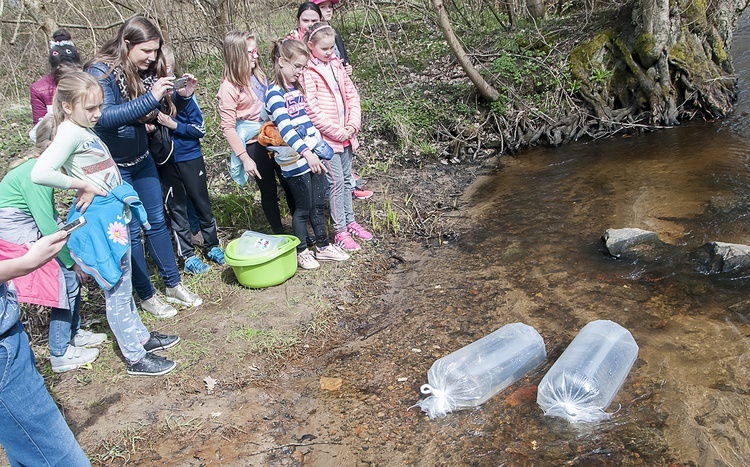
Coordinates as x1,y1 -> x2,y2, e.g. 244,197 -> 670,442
84,16 -> 202,317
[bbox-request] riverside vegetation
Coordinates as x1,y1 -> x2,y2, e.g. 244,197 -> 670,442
0,0 -> 747,463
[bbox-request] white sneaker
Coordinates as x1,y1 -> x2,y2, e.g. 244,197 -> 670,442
50,345 -> 99,373
141,295 -> 178,318
165,283 -> 203,308
73,329 -> 107,347
297,249 -> 320,269
315,244 -> 350,262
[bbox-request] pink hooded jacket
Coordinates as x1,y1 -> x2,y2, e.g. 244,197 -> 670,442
301,57 -> 361,153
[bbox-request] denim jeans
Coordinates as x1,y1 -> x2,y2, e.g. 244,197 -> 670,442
323,147 -> 355,233
48,261 -> 81,357
0,321 -> 90,466
118,155 -> 182,300
286,172 -> 329,253
103,252 -> 149,363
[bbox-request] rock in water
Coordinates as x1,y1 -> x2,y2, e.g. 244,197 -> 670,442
701,242 -> 750,273
602,228 -> 659,257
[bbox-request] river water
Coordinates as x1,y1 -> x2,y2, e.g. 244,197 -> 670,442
436,14 -> 750,467
299,15 -> 750,467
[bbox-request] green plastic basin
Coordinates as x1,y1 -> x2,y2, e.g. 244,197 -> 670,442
224,235 -> 300,288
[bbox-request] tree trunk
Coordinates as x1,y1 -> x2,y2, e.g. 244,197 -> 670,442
433,0 -> 500,102
22,0 -> 57,37
153,0 -> 171,44
569,0 -> 746,127
526,0 -> 545,19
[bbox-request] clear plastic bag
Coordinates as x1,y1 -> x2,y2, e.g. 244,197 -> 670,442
536,320 -> 639,423
414,322 -> 546,419
236,231 -> 288,256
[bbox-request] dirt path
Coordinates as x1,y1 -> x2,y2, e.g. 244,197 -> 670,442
34,153 -> 498,466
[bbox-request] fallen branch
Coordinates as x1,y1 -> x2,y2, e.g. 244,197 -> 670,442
247,441 -> 343,456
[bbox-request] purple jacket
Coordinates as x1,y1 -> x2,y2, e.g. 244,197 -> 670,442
29,73 -> 55,125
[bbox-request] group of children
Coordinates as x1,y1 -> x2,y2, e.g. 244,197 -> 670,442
0,3 -> 376,464
217,0 -> 374,269
1,0 -> 372,380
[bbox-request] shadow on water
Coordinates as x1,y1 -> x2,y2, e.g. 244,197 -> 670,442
409,10 -> 750,467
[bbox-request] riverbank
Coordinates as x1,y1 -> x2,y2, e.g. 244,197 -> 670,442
30,142 -> 500,465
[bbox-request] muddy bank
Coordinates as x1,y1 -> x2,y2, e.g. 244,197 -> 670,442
33,150 -> 496,465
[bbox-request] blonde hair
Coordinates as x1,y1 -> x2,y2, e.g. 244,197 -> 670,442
222,31 -> 267,89
160,44 -> 178,117
52,70 -> 102,128
304,22 -> 335,44
9,116 -> 56,170
270,39 -> 309,93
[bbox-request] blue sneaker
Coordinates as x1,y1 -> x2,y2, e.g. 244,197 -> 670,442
184,256 -> 209,275
207,246 -> 225,266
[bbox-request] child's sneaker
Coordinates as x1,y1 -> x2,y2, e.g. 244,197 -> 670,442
347,221 -> 373,241
184,256 -> 209,275
297,249 -> 320,269
335,231 -> 361,251
143,331 -> 180,352
165,283 -> 203,308
207,246 -> 225,265
141,295 -> 178,319
315,244 -> 350,262
126,352 -> 176,376
50,345 -> 99,373
352,189 -> 373,200
73,329 -> 107,347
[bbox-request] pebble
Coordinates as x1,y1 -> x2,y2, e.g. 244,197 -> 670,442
320,377 -> 343,391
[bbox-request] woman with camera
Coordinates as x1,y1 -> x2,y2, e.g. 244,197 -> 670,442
85,16 -> 202,318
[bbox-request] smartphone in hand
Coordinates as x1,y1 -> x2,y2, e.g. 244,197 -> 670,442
61,216 -> 86,234
174,77 -> 188,90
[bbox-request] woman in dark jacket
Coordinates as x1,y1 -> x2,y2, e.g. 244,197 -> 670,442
85,16 -> 202,318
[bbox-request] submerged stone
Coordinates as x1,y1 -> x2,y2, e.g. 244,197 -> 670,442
602,228 -> 660,257
700,242 -> 750,273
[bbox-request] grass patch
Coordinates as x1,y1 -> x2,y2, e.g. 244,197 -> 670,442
226,326 -> 300,358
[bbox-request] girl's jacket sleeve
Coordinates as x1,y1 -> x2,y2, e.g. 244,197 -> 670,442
86,63 -> 159,129
174,98 -> 206,140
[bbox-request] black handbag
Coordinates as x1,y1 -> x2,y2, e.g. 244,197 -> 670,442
149,124 -> 174,165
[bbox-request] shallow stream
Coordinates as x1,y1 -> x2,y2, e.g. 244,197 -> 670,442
280,14 -> 750,467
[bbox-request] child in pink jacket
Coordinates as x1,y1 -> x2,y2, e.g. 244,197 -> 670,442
301,22 -> 374,251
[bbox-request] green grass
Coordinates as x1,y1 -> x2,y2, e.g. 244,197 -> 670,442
226,326 -> 300,357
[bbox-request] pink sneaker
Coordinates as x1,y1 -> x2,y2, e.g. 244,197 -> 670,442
347,221 -> 373,241
335,231 -> 361,251
352,189 -> 373,200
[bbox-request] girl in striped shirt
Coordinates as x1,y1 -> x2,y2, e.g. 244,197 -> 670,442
265,39 -> 349,269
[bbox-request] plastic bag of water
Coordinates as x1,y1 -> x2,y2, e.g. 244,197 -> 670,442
536,320 -> 638,423
236,231 -> 288,256
414,322 -> 546,419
